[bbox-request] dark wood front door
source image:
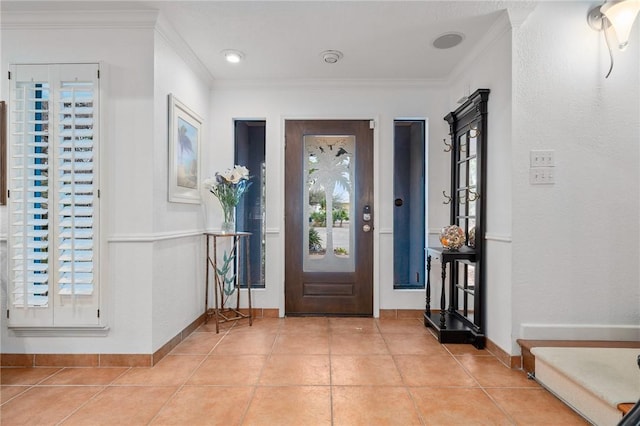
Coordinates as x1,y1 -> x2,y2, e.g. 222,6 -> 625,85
285,120 -> 374,316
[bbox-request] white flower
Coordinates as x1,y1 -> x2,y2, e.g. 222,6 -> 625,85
202,177 -> 216,189
228,169 -> 242,184
220,168 -> 233,182
234,165 -> 250,179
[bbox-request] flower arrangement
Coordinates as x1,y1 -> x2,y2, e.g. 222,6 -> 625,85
439,225 -> 466,250
203,165 -> 252,232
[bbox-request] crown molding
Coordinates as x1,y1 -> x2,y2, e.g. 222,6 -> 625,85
1,9 -> 159,30
212,77 -> 447,91
447,10 -> 513,85
506,1 -> 537,29
1,8 -> 214,87
447,2 -> 536,84
154,13 -> 215,88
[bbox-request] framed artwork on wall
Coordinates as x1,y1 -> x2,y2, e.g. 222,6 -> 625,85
168,94 -> 202,204
1,101 -> 6,206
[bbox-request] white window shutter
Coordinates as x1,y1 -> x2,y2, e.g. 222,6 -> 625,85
8,64 -> 100,327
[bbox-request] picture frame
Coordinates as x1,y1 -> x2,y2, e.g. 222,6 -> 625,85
168,94 -> 202,204
1,101 -> 6,206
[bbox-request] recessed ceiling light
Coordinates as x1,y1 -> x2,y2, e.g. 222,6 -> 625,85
222,49 -> 244,63
432,32 -> 465,49
320,50 -> 343,64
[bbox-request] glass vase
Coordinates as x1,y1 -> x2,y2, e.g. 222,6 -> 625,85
220,205 -> 235,234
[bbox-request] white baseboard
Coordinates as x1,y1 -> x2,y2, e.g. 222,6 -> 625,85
520,323 -> 640,341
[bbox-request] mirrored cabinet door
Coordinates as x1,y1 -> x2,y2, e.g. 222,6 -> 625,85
449,89 -> 488,333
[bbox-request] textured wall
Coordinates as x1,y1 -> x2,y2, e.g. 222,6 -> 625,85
512,2 -> 640,346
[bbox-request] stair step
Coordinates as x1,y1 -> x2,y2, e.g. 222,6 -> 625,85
532,347 -> 639,426
517,339 -> 640,375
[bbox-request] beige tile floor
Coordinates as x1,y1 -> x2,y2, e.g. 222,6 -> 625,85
1,317 -> 588,425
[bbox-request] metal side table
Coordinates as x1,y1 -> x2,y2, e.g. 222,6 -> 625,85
204,232 -> 252,333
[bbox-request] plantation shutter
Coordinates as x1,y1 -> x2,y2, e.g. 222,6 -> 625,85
8,64 -> 100,327
9,66 -> 52,326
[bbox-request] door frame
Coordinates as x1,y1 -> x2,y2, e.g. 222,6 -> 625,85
279,116 -> 380,317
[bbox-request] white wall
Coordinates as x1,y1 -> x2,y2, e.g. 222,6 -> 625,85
0,13 -> 214,354
0,17 -> 159,353
512,2 -> 640,349
208,82 -> 450,315
150,27 -> 211,351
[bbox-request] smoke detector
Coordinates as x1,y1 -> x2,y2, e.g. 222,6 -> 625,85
320,50 -> 343,64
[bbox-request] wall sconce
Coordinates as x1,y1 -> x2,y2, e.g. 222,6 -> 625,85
588,0 -> 640,77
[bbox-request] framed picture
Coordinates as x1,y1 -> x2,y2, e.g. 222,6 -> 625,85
1,101 -> 6,206
168,94 -> 202,204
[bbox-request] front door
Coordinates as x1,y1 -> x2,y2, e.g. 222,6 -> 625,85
285,120 -> 374,315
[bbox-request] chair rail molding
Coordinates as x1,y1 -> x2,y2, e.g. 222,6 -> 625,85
107,229 -> 203,243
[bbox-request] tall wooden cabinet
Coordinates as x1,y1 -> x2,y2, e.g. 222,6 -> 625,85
424,89 -> 489,349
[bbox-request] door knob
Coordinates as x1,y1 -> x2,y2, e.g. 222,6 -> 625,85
363,224 -> 371,232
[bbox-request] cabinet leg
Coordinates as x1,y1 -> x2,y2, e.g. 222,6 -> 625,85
439,260 -> 447,329
213,240 -> 220,334
205,235 -> 210,324
246,236 -> 253,326
425,254 -> 431,316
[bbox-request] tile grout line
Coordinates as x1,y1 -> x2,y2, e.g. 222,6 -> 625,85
53,368 -> 133,426
477,386 -> 518,425
0,384 -> 33,407
449,352 -> 518,425
418,324 -> 517,425
146,322 -> 234,425
2,366 -> 67,410
379,319 -> 428,426
1,366 -> 61,406
237,318 -> 282,425
55,387 -> 108,426
48,365 -> 143,424
329,319 -> 335,426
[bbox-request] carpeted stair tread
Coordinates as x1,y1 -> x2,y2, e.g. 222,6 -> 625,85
531,347 -> 640,407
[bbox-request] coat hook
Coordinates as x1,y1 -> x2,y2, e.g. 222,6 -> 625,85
468,190 -> 480,202
442,190 -> 452,204
443,138 -> 452,152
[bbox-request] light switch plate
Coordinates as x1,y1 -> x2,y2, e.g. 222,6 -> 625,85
530,150 -> 555,167
529,167 -> 555,184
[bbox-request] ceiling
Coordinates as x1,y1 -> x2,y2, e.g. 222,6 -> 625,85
2,1 -> 526,82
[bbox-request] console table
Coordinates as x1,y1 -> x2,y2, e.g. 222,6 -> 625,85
204,232 -> 252,333
424,246 -> 484,348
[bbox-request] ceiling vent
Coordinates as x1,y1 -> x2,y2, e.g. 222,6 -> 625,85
320,50 -> 344,64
